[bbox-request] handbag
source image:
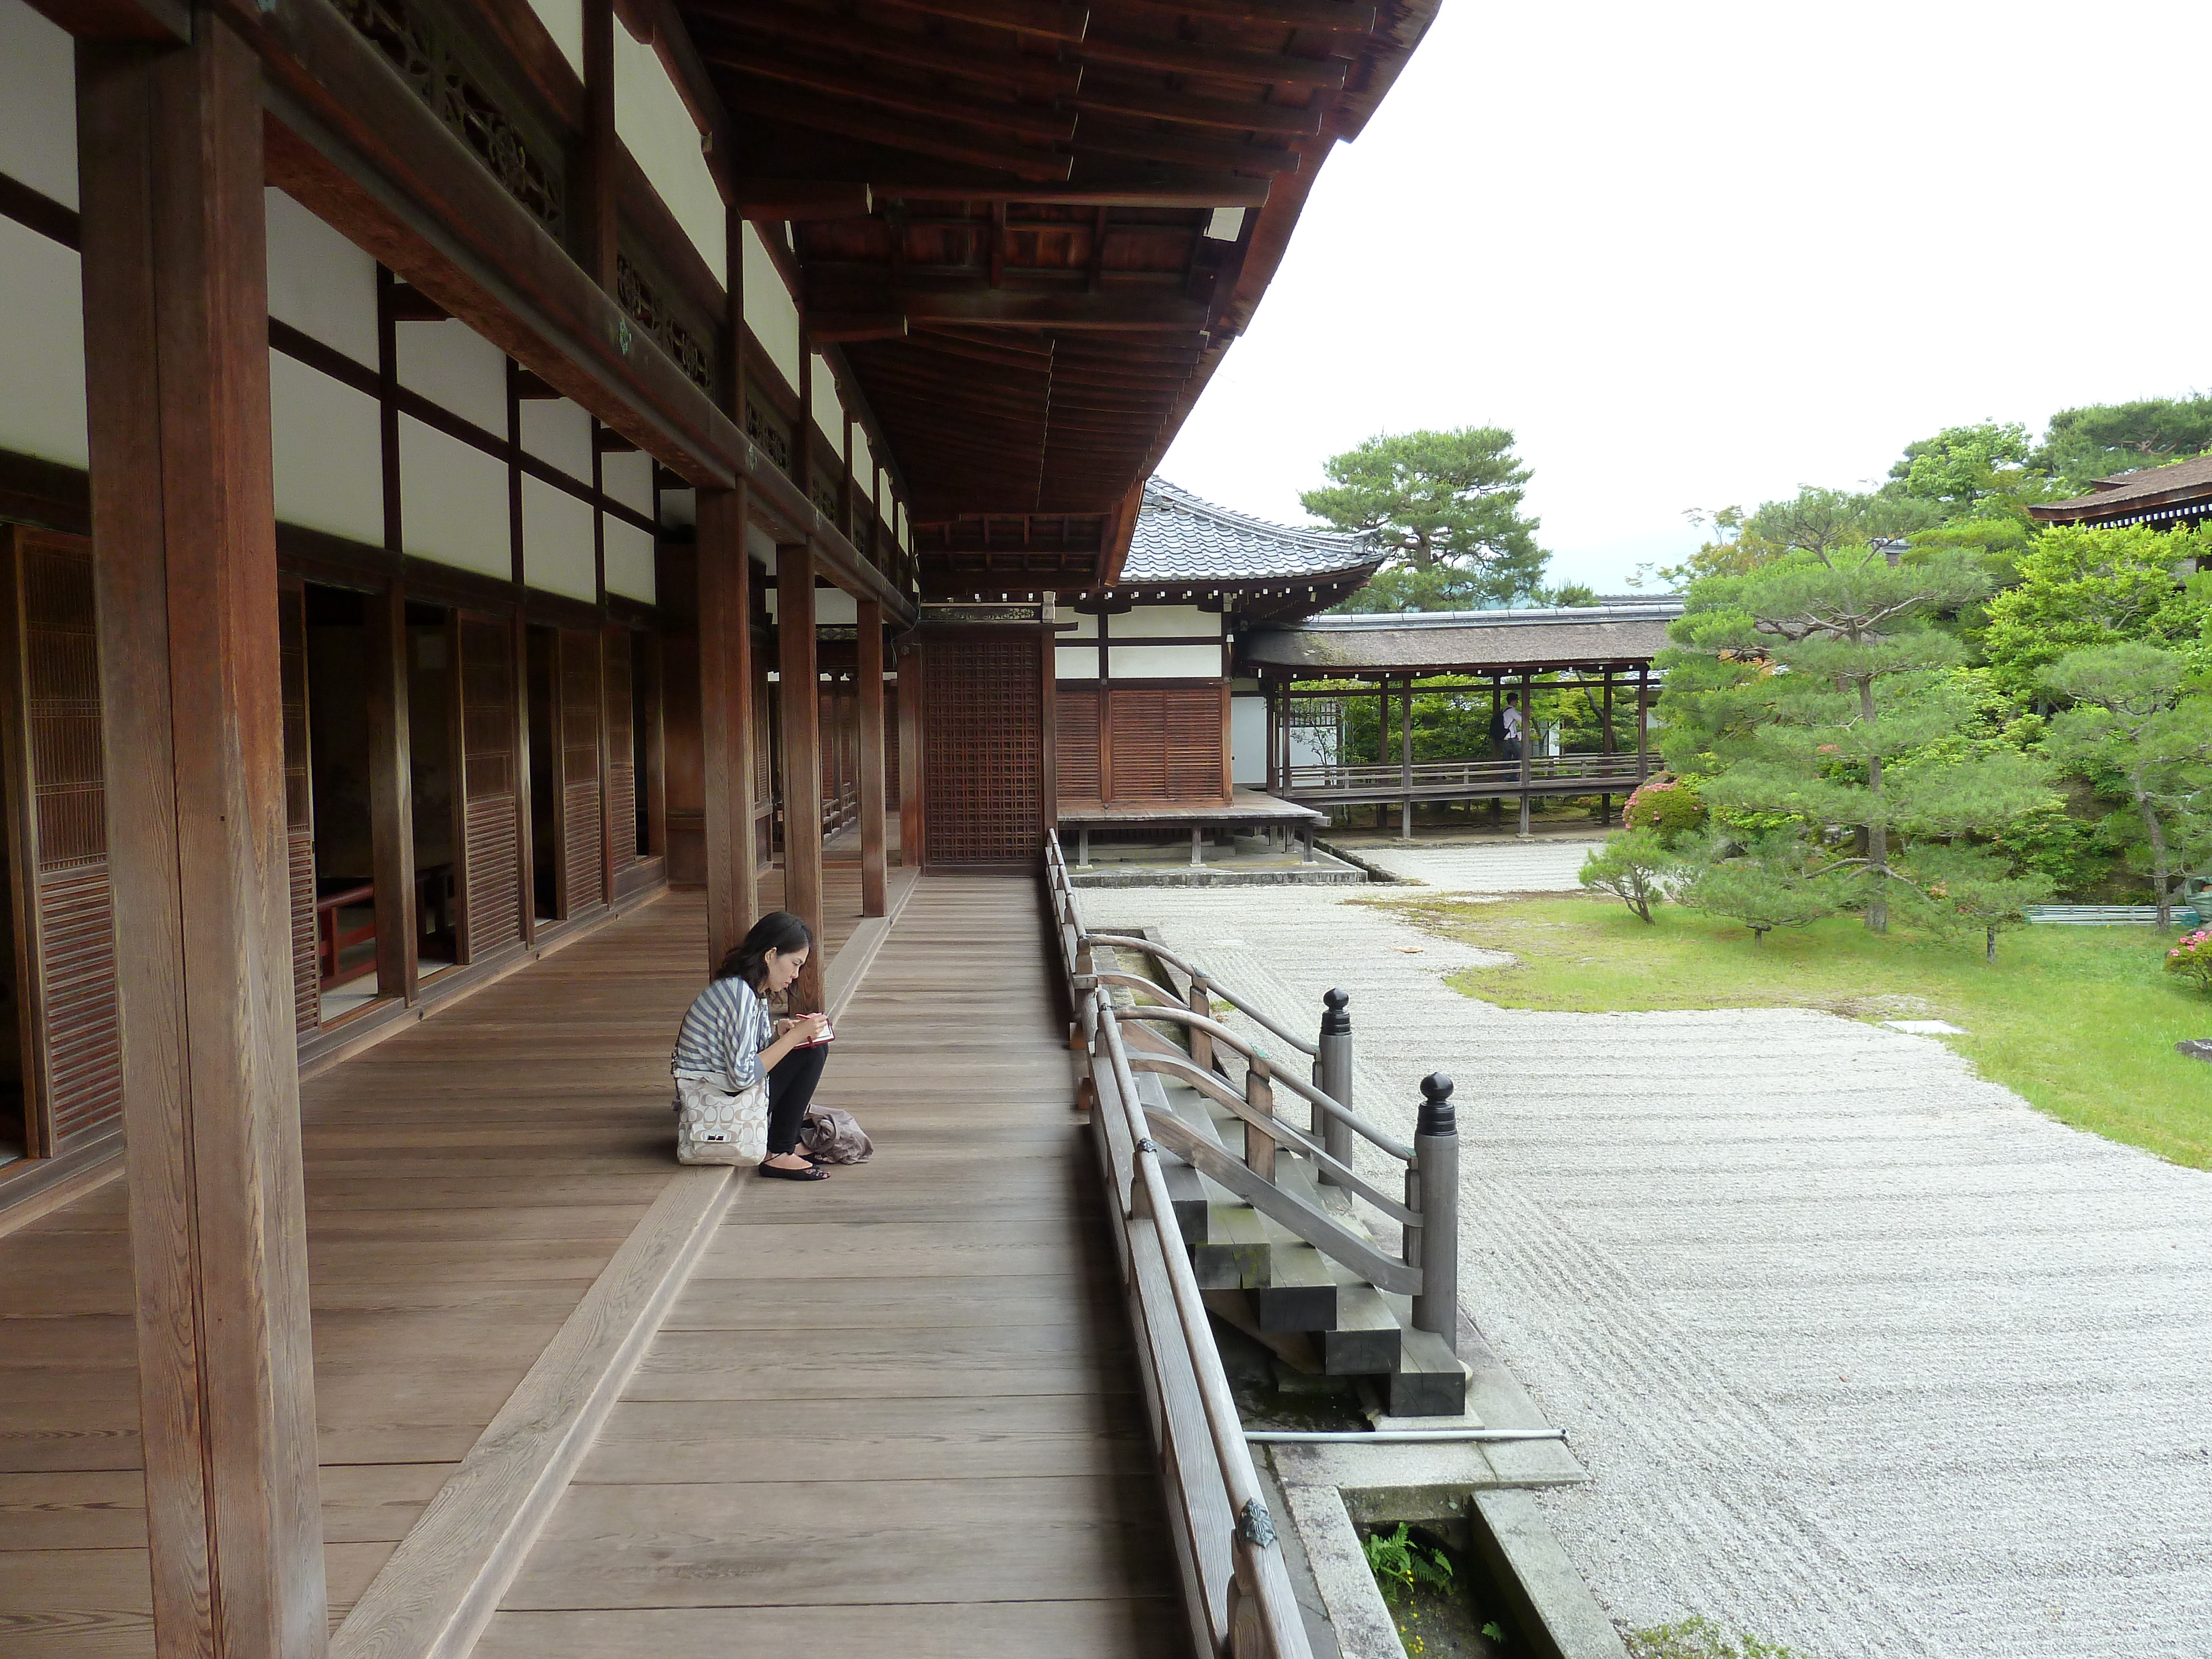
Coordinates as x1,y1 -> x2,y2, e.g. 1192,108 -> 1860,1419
674,1071 -> 770,1165
799,1105 -> 872,1164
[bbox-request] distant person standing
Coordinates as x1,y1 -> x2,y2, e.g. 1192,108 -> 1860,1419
1501,691 -> 1525,764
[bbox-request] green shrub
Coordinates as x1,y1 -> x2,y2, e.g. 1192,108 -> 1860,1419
1579,830 -> 1674,922
1623,774 -> 1708,844
2167,928 -> 2212,992
1361,1522 -> 1454,1605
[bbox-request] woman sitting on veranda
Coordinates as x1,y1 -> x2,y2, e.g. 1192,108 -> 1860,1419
671,910 -> 834,1181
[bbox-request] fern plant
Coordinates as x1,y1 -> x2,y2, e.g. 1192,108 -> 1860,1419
1361,1523 -> 1455,1605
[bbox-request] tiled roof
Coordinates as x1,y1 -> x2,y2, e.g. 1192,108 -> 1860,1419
1242,603 -> 1682,674
1121,478 -> 1385,584
2032,453 -> 2212,523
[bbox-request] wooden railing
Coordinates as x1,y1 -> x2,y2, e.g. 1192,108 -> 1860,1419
1284,752 -> 1647,797
1045,830 -> 1462,1657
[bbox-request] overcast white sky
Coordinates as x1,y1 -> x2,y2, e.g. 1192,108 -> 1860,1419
1158,0 -> 2212,594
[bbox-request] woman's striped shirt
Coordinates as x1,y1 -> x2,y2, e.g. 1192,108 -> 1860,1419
670,974 -> 775,1089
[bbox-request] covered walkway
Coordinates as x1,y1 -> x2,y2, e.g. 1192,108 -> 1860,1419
0,877 -> 1176,1658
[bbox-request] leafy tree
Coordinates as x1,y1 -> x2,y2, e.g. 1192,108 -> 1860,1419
2041,642 -> 2212,927
1652,488 -> 1940,588
1302,428 -> 1547,604
1678,831 -> 1837,941
1543,580 -> 1601,607
1666,545 -> 2055,931
1579,831 -> 1672,922
1884,421 -> 2057,521
2034,395 -> 2212,494
1334,564 -> 1497,615
1908,842 -> 2056,962
1979,523 -> 2211,689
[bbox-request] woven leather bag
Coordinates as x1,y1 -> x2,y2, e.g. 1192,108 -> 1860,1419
674,1072 -> 769,1165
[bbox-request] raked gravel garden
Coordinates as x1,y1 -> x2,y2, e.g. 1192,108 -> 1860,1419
1111,842 -> 2212,1659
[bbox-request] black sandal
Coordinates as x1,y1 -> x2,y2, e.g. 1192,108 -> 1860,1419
759,1159 -> 829,1181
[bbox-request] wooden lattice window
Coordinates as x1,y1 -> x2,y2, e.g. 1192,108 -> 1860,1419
1055,686 -> 1102,802
605,624 -> 637,872
922,634 -> 1042,864
457,614 -> 523,959
1105,685 -> 1226,805
278,581 -> 317,1032
558,628 -> 604,912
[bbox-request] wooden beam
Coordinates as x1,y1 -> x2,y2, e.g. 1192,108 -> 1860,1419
693,0 -> 1084,94
1112,0 -> 1374,29
895,286 -> 1211,328
1070,79 -> 1323,135
886,169 -> 1274,207
1078,30 -> 1349,87
776,542 -> 826,1012
710,41 -> 1077,142
733,178 -> 873,219
873,0 -> 1090,43
806,311 -> 910,341
578,0 -> 619,286
1077,119 -> 1302,175
698,487 -> 757,969
857,598 -> 888,915
76,19 -> 328,1658
722,72 -> 1075,181
23,0 -> 185,42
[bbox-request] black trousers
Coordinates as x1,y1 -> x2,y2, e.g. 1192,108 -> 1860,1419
765,1041 -> 828,1155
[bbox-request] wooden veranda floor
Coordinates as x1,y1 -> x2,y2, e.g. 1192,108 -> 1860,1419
0,875 -> 1180,1658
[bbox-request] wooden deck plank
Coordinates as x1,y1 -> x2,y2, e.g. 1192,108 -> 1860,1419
483,875 -> 1183,1656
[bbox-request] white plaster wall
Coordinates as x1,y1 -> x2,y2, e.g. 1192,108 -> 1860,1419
1056,644 -> 1100,680
601,448 -> 654,516
526,0 -> 583,79
1121,602 -> 1220,638
745,521 -> 779,565
520,398 -> 594,482
397,319 -> 507,435
1063,612 -> 1099,639
523,474 -> 595,601
1230,693 -> 1266,785
1108,644 -> 1223,680
811,352 -> 842,445
743,223 -> 801,390
659,486 -> 696,529
603,516 -> 655,603
851,424 -> 872,492
0,0 -> 77,208
400,414 -> 512,578
764,585 -> 857,624
896,501 -> 909,551
269,352 -> 383,544
265,189 -> 378,368
613,26 -> 726,286
0,219 -> 87,467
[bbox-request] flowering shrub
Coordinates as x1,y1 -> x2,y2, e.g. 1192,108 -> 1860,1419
2167,928 -> 2212,992
1623,774 -> 1708,845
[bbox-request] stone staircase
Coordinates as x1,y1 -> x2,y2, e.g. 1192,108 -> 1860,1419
1142,1053 -> 1468,1417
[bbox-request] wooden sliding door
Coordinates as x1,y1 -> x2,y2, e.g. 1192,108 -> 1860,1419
917,627 -> 1051,868
557,626 -> 604,915
277,578 -> 318,1031
0,528 -> 122,1155
456,612 -> 524,961
605,622 -> 637,875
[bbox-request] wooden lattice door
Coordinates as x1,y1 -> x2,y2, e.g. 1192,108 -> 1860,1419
1055,686 -> 1102,805
455,612 -> 523,961
0,528 -> 122,1152
557,627 -> 604,914
919,630 -> 1047,866
277,578 -> 317,1031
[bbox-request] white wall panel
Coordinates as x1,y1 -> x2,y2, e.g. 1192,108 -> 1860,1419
601,449 -> 654,515
523,475 -> 596,600
811,352 -> 842,445
1063,611 -> 1099,639
765,585 -> 856,624
1231,693 -> 1266,785
265,189 -> 377,368
269,352 -> 382,544
0,220 -> 86,467
1056,645 -> 1100,680
397,319 -> 507,434
1108,644 -> 1223,680
1120,603 -> 1220,638
614,27 -> 726,286
400,415 -> 511,578
520,398 -> 594,482
0,0 -> 76,208
742,222 -> 801,390
851,425 -> 873,492
659,487 -> 696,529
527,0 -> 583,77
745,521 -> 778,564
604,517 -> 655,603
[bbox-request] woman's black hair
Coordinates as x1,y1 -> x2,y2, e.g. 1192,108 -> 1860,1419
714,910 -> 813,990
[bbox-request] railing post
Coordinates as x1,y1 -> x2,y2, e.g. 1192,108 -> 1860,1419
1315,989 -> 1352,1186
1188,974 -> 1214,1072
1411,1073 -> 1459,1355
1244,1054 -> 1276,1183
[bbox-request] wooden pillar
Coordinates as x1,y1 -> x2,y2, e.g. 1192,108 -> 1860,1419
1518,670 -> 1535,838
1490,679 -> 1504,820
1399,675 -> 1413,841
576,0 -> 618,289
1636,666 -> 1651,778
897,638 -> 925,868
77,22 -> 329,1657
857,597 -> 888,916
697,486 -> 756,971
777,543 -> 825,1011
368,579 -> 418,996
